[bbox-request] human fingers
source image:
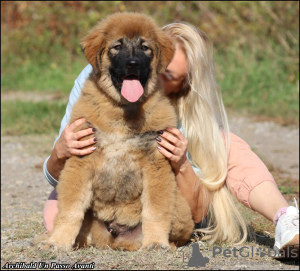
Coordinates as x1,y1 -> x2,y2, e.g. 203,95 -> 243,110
67,117 -> 88,132
156,135 -> 179,155
73,127 -> 96,141
156,128 -> 188,167
165,127 -> 188,144
59,118 -> 96,158
70,136 -> 97,150
157,129 -> 186,150
69,146 -> 97,157
157,144 -> 175,161
156,135 -> 189,175
55,130 -> 96,159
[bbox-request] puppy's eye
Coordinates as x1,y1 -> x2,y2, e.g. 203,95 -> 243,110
113,44 -> 121,50
141,45 -> 149,51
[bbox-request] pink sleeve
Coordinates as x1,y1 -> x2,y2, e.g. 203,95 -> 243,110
226,132 -> 276,209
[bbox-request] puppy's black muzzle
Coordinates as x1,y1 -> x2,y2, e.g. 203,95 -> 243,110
126,58 -> 140,75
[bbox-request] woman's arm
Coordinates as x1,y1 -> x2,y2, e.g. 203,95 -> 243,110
175,159 -> 211,223
156,127 -> 210,223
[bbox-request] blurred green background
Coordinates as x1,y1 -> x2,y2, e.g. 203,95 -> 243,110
1,1 -> 299,135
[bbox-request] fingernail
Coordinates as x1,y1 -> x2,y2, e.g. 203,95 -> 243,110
155,137 -> 162,142
157,146 -> 162,150
92,128 -> 96,132
158,130 -> 164,135
92,147 -> 96,151
93,137 -> 97,142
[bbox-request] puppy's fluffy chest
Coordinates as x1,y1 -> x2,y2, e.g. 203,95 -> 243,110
92,130 -> 157,203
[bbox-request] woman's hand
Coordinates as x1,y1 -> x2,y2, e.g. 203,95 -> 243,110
54,117 -> 97,160
47,117 -> 97,181
156,127 -> 190,175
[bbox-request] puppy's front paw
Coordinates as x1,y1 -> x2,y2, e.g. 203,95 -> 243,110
33,233 -> 72,251
38,240 -> 72,251
140,242 -> 171,251
36,240 -> 58,251
32,233 -> 50,247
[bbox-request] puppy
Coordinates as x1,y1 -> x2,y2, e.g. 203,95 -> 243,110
34,12 -> 194,251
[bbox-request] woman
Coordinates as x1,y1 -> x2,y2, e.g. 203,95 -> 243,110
43,22 -> 299,255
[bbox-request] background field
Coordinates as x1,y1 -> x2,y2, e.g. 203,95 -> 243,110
1,1 -> 299,134
1,1 -> 299,270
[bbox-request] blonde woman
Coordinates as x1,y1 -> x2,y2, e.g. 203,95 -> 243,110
43,21 -> 299,257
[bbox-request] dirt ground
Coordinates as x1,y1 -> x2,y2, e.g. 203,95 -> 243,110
1,94 -> 299,270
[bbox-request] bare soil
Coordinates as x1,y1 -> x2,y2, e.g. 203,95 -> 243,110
1,93 -> 299,270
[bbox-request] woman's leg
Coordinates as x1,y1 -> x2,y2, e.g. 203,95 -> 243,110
227,177 -> 298,259
43,189 -> 58,233
248,181 -> 289,221
226,133 -> 296,222
249,181 -> 299,258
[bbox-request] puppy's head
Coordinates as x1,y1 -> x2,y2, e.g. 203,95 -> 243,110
81,12 -> 174,104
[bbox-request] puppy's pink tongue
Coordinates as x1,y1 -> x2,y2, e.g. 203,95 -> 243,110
121,79 -> 144,102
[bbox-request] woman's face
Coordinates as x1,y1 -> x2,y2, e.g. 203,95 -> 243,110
160,43 -> 188,95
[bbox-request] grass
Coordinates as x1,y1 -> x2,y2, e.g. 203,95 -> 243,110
1,1 -> 298,132
0,211 -> 186,269
1,100 -> 67,136
1,134 -> 298,269
215,47 -> 299,124
1,195 -> 297,269
1,55 -> 88,94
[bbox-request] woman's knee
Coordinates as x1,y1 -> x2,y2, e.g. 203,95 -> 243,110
43,189 -> 58,233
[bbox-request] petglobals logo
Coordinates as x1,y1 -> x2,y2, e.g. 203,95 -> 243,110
179,244 -> 299,268
179,243 -> 210,268
212,246 -> 298,259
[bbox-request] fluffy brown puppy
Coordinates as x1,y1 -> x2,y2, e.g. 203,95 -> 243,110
34,12 -> 194,251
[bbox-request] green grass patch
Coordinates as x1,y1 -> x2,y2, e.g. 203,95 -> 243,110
1,1 -> 298,129
1,100 -> 67,135
278,185 -> 297,195
216,47 -> 299,123
1,55 -> 88,94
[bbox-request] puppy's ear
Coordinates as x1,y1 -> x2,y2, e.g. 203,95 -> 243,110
156,32 -> 175,74
80,22 -> 107,74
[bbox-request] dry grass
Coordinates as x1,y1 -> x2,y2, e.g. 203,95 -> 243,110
1,133 -> 299,270
1,177 -> 298,270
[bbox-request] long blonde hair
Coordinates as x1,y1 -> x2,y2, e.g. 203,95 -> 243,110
163,22 -> 247,245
